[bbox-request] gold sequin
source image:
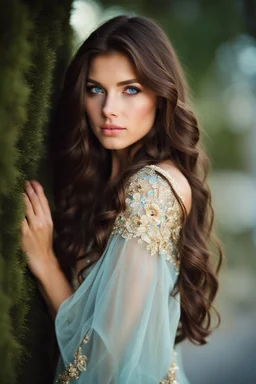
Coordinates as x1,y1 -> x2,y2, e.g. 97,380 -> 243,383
111,165 -> 183,273
160,350 -> 179,384
56,333 -> 90,383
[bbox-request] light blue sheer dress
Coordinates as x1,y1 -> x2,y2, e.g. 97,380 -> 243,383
54,165 -> 190,384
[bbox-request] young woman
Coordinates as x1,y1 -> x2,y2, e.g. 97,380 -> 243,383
21,15 -> 223,383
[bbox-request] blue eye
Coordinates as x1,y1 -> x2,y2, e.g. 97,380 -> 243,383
87,86 -> 103,94
125,86 -> 140,95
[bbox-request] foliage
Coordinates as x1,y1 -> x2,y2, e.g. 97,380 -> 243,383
0,0 -> 73,382
0,1 -> 32,382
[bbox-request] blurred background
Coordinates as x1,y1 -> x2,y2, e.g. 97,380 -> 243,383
1,0 -> 255,383
69,0 -> 256,383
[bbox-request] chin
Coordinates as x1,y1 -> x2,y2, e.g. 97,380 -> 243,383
102,143 -> 128,150
98,138 -> 129,151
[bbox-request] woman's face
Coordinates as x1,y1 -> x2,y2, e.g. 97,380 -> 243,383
84,51 -> 157,152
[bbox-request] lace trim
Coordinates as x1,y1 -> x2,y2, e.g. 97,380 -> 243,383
56,331 -> 178,384
56,333 -> 89,384
160,350 -> 179,384
145,165 -> 185,203
111,165 -> 182,272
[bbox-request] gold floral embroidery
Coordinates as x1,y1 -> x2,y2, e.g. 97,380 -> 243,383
56,334 -> 89,384
160,350 -> 179,384
57,166 -> 183,383
111,165 -> 183,273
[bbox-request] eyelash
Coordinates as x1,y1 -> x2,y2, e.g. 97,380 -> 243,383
86,85 -> 141,95
125,86 -> 140,95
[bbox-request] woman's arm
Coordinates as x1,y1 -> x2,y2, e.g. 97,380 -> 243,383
35,252 -> 74,320
54,167 -> 183,383
20,180 -> 74,319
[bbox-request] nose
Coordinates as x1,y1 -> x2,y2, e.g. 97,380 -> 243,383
102,94 -> 118,118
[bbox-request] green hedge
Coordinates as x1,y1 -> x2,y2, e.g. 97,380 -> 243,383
0,1 -> 73,382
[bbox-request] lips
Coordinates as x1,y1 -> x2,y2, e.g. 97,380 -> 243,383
100,124 -> 125,130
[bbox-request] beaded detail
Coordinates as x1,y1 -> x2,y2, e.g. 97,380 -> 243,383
56,329 -> 178,384
145,165 -> 185,202
56,333 -> 90,384
111,165 -> 183,273
160,350 -> 179,384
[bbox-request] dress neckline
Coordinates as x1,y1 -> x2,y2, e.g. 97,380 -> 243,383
144,164 -> 185,203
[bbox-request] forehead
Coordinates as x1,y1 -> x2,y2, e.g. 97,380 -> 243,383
88,51 -> 137,80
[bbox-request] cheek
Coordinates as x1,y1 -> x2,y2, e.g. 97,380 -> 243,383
130,97 -> 156,124
85,98 -> 100,122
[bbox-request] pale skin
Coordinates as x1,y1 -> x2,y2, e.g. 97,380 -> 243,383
84,51 -> 158,179
21,181 -> 74,320
21,51 -> 191,321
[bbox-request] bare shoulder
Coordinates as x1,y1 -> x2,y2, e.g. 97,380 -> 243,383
154,161 -> 192,215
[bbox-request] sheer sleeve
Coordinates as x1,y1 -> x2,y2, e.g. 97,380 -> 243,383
54,165 -> 188,384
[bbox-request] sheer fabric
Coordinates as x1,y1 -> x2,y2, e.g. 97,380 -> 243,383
54,165 -> 190,383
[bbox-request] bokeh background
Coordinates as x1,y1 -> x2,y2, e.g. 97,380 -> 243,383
1,1 -> 255,383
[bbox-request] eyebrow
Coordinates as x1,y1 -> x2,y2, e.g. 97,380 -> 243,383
87,78 -> 139,86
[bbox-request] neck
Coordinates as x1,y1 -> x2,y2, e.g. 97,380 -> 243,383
110,150 -> 127,180
110,141 -> 143,181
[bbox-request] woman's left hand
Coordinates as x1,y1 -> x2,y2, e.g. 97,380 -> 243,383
21,180 -> 57,280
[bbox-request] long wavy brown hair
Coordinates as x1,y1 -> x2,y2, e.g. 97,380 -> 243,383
50,15 -> 223,346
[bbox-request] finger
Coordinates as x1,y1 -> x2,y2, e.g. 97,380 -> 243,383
25,181 -> 44,217
21,216 -> 30,235
22,193 -> 35,224
30,180 -> 52,218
